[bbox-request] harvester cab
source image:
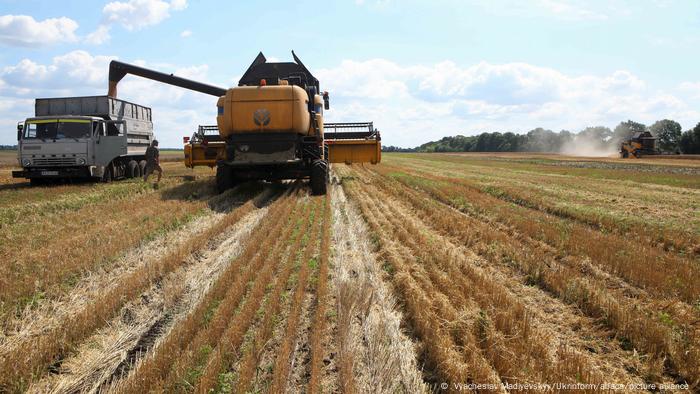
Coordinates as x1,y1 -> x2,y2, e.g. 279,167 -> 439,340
108,51 -> 380,195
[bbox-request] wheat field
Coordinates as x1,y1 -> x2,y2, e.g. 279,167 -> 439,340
0,153 -> 697,393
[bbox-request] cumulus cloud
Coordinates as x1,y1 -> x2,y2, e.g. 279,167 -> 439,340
317,58 -> 697,147
102,0 -> 188,30
180,29 -> 192,38
0,15 -> 78,47
1,51 -> 112,93
85,25 -> 112,45
2,50 -> 698,148
0,50 -> 218,147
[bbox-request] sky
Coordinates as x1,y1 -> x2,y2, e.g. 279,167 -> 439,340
0,0 -> 699,148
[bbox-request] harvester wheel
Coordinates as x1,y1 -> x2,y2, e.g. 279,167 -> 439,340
127,160 -> 138,179
310,159 -> 328,195
216,164 -> 235,193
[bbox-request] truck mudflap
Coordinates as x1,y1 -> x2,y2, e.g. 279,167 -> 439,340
324,122 -> 381,165
12,167 -> 91,179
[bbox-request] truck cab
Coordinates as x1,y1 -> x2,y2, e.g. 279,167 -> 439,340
14,116 -> 130,183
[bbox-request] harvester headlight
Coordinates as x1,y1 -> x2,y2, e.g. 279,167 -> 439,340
22,158 -> 31,166
77,157 -> 86,165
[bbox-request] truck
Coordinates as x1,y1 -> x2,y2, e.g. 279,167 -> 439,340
13,96 -> 154,184
107,51 -> 380,195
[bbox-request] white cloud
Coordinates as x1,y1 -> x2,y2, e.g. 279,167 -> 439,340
85,25 -> 112,45
0,15 -> 78,47
102,0 -> 188,31
679,81 -> 700,99
318,58 -> 698,147
180,29 -> 192,38
0,50 -> 218,147
2,50 -> 698,148
1,51 -> 111,92
170,0 -> 188,11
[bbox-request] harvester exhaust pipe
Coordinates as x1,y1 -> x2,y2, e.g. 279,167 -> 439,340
107,60 -> 227,98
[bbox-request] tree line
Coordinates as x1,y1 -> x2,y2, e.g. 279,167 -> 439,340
383,120 -> 700,154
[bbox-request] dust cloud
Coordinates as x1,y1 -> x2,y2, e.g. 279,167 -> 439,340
559,135 -> 617,157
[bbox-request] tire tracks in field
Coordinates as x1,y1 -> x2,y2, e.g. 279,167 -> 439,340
114,184 -> 302,393
0,184 -> 279,391
27,191 -> 272,393
327,178 -> 427,394
342,165 -> 673,390
353,166 -> 698,388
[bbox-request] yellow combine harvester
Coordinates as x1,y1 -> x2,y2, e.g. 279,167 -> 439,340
620,131 -> 658,158
107,51 -> 381,195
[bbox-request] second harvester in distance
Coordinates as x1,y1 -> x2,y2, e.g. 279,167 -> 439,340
107,51 -> 381,195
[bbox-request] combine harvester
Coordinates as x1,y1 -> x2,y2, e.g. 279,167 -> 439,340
107,51 -> 381,194
619,131 -> 660,158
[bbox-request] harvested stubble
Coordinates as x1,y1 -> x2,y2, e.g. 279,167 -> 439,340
0,185 -> 271,392
357,164 -> 700,388
234,196 -> 318,393
307,193 -> 331,394
379,164 -> 700,305
268,196 -> 324,393
0,179 -> 220,322
392,156 -> 699,256
0,195 -> 201,318
339,175 -> 498,389
330,182 -> 427,394
113,186 -> 299,393
193,196 -> 318,393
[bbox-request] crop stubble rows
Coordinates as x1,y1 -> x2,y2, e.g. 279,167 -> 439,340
336,154 -> 699,391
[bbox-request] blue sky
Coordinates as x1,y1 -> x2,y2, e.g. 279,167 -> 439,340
1,0 -> 699,147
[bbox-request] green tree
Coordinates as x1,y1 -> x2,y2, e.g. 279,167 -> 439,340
679,123 -> 700,154
649,119 -> 682,152
612,120 -> 646,145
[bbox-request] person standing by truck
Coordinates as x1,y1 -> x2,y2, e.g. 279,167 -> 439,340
143,139 -> 162,187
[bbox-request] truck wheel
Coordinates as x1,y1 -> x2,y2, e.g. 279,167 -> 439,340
127,160 -> 138,179
102,165 -> 113,183
310,159 -> 328,195
215,164 -> 235,193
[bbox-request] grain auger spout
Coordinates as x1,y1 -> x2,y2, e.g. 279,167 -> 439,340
107,60 -> 227,98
